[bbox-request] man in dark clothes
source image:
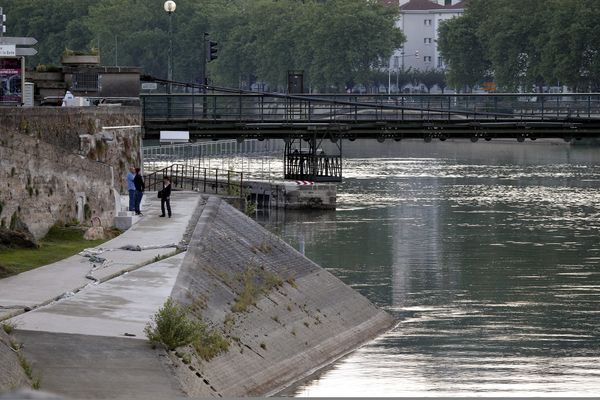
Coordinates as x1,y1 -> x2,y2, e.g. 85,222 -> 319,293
160,176 -> 172,218
133,167 -> 145,215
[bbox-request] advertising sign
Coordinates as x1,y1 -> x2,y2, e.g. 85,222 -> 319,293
0,57 -> 23,104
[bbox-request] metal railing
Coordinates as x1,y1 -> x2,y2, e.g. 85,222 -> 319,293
146,164 -> 244,198
142,93 -> 600,123
143,139 -> 284,174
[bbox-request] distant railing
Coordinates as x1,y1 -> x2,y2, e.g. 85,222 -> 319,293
146,164 -> 244,198
142,93 -> 600,123
142,139 -> 284,174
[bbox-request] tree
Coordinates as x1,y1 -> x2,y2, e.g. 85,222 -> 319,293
437,11 -> 490,91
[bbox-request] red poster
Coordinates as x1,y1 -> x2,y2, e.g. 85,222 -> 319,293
0,58 -> 23,104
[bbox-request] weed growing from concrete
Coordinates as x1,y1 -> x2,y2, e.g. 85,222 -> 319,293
146,298 -> 231,361
223,313 -> 235,331
194,330 -> 230,361
245,201 -> 257,217
286,277 -> 298,289
145,298 -> 203,351
231,266 -> 283,313
2,322 -> 15,335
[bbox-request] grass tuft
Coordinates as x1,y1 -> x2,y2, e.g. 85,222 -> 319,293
2,322 -> 15,335
231,265 -> 283,313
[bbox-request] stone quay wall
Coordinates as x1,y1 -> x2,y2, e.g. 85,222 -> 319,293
0,107 -> 142,241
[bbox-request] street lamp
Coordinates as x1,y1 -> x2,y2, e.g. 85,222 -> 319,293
164,1 -> 176,90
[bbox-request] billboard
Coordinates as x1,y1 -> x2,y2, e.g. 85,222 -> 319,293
0,57 -> 23,104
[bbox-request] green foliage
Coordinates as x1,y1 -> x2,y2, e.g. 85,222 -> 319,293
193,329 -> 230,361
144,297 -> 203,351
63,47 -> 99,56
146,298 -> 231,361
0,225 -> 108,278
438,0 -> 600,91
2,322 -> 15,334
2,0 -> 403,91
231,265 -> 283,313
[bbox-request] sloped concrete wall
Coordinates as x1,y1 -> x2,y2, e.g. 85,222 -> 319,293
0,331 -> 30,392
170,197 -> 394,397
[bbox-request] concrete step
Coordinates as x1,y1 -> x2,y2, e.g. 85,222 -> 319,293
118,210 -> 135,217
114,214 -> 141,231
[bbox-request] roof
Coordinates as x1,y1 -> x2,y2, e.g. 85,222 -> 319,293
399,0 -> 467,11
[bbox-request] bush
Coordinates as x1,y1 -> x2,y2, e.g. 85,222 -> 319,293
145,297 -> 231,361
144,298 -> 203,350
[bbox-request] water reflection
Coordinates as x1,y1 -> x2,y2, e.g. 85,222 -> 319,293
259,140 -> 600,396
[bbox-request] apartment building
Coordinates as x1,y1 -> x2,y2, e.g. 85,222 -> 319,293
386,0 -> 466,72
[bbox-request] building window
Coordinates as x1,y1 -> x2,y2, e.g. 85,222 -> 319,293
73,72 -> 98,91
438,57 -> 444,68
424,56 -> 432,63
445,0 -> 452,5
424,38 -> 432,44
424,19 -> 432,26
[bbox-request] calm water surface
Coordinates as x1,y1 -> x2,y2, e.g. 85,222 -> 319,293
257,140 -> 600,397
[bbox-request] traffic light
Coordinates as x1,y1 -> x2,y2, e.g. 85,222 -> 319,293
0,8 -> 6,35
207,40 -> 218,62
415,50 -> 419,59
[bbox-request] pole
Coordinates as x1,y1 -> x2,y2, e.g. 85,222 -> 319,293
0,7 -> 5,37
388,60 -> 391,95
168,11 -> 173,92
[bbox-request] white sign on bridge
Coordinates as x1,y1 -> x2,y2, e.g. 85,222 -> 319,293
160,131 -> 190,144
0,44 -> 16,57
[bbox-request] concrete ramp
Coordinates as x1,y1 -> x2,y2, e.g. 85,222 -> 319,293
170,197 -> 394,397
15,331 -> 184,400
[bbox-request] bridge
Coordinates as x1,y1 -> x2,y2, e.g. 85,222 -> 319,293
141,82 -> 600,182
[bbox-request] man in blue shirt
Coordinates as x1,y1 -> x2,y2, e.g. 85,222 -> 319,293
127,167 -> 136,212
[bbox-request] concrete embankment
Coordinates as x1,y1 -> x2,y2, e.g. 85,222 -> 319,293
2,194 -> 393,398
169,197 -> 394,397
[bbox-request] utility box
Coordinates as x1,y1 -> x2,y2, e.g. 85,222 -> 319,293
287,70 -> 304,94
23,82 -> 34,107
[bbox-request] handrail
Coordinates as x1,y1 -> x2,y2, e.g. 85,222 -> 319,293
142,92 -> 600,120
146,164 -> 245,198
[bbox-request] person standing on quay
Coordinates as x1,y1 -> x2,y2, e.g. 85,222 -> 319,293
133,167 -> 145,215
127,167 -> 136,212
160,176 -> 172,218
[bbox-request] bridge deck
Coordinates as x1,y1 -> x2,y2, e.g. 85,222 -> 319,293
142,92 -> 600,140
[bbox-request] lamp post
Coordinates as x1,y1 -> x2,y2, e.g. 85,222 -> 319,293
164,1 -> 176,92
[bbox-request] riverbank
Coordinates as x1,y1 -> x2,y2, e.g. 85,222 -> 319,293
1,192 -> 394,398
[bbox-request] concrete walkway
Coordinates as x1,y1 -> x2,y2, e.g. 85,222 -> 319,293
11,253 -> 184,339
0,192 -> 203,322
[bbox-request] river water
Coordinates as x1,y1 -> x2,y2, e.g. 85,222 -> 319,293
255,140 -> 600,397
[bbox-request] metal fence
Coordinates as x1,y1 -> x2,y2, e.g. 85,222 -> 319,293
142,139 -> 284,175
146,164 -> 245,198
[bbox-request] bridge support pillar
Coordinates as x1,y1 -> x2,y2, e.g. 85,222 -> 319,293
284,134 -> 343,183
